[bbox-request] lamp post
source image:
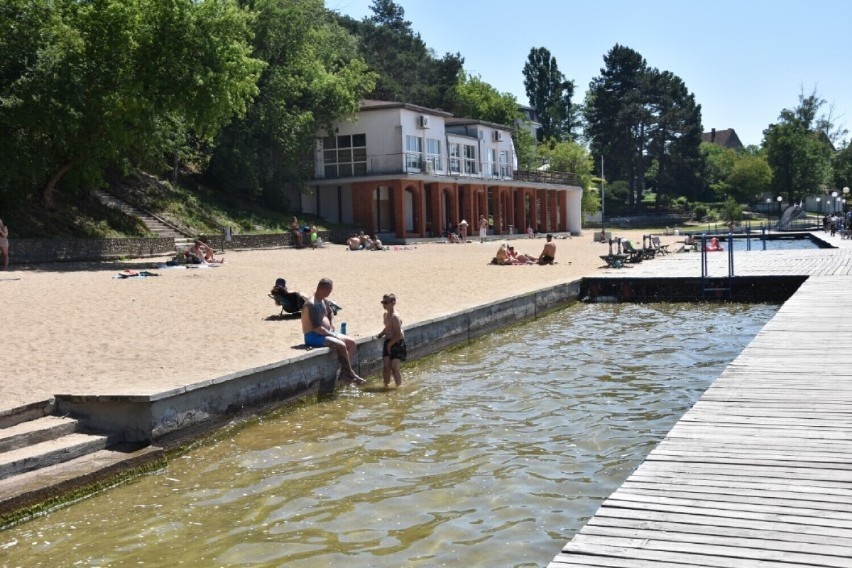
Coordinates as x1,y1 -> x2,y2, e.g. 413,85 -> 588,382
816,197 -> 821,227
600,156 -> 605,237
765,197 -> 771,230
844,187 -> 850,214
777,196 -> 783,228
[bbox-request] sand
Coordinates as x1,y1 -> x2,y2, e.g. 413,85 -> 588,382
0,230 -> 681,412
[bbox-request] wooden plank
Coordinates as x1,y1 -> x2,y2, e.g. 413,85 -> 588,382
598,498 -> 852,528
581,525 -> 852,559
550,253 -> 852,567
586,516 -> 852,548
566,534 -> 851,568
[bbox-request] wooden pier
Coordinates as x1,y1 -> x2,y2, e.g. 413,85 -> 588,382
550,235 -> 852,567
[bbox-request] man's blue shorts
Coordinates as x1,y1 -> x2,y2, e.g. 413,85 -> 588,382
304,331 -> 329,348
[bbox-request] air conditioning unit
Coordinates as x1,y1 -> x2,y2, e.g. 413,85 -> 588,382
493,130 -> 504,142
424,161 -> 434,174
418,115 -> 431,128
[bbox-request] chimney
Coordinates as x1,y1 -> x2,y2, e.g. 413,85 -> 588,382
711,128 -> 716,142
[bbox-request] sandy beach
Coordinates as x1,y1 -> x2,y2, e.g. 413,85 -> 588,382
0,230 -> 681,412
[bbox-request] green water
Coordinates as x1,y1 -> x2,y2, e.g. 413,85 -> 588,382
0,302 -> 777,567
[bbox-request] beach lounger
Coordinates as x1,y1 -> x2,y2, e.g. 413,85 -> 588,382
650,236 -> 670,255
620,240 -> 645,263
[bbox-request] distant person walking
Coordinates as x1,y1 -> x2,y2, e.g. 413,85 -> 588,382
377,293 -> 406,387
0,218 -> 9,270
479,215 -> 488,243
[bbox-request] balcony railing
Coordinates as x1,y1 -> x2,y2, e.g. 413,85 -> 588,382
319,152 -> 577,185
513,169 -> 579,186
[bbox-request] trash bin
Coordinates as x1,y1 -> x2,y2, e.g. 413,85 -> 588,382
508,225 -> 515,234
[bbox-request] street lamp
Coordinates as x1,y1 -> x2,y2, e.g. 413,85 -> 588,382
816,197 -> 821,228
777,195 -> 783,227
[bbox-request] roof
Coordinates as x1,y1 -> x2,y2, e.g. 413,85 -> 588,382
359,100 -> 454,118
701,128 -> 744,150
445,117 -> 514,131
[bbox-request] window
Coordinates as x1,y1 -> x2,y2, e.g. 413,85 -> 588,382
499,150 -> 510,178
449,143 -> 461,173
488,148 -> 498,176
405,135 -> 423,170
322,134 -> 367,178
426,138 -> 442,171
463,144 -> 477,174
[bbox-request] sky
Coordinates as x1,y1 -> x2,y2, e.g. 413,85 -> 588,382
327,0 -> 852,148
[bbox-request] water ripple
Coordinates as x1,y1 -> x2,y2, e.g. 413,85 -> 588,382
1,303 -> 776,567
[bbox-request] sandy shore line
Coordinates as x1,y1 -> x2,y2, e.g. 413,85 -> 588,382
0,230 -> 682,412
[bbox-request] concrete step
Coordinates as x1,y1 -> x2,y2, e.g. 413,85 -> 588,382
0,443 -> 164,524
0,416 -> 78,453
0,432 -> 110,480
93,189 -> 185,239
0,400 -> 54,429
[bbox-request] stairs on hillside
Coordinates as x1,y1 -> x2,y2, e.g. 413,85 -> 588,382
0,404 -> 162,523
93,189 -> 189,244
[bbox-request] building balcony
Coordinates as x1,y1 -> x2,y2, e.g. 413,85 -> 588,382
317,152 -> 565,184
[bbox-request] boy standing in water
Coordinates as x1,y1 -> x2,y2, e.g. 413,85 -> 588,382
377,293 -> 406,387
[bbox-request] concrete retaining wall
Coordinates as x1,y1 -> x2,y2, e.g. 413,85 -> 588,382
8,237 -> 175,264
55,280 -> 582,442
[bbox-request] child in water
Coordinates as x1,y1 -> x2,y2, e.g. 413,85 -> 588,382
376,293 -> 406,387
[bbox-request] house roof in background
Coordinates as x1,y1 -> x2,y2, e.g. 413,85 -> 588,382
702,128 -> 744,150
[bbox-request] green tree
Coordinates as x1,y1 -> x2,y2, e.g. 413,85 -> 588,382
536,139 -> 595,213
701,142 -> 738,198
0,0 -> 264,207
833,144 -> 852,190
450,73 -> 520,126
522,47 -> 576,141
337,0 -> 463,111
728,153 -> 771,203
585,44 -> 650,205
586,45 -> 704,207
208,0 -> 375,206
763,91 -> 834,201
645,69 -> 704,205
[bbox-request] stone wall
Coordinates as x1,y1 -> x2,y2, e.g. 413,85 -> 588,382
8,238 -> 176,264
202,230 -> 347,251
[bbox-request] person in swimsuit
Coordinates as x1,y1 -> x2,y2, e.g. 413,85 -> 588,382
537,233 -> 556,265
0,218 -> 8,270
376,293 -> 405,387
301,278 -> 365,385
479,215 -> 488,243
289,216 -> 303,248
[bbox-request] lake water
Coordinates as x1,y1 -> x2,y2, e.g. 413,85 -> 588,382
698,235 -> 823,252
0,302 -> 777,567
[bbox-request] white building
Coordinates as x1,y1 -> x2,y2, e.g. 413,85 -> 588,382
303,100 -> 582,239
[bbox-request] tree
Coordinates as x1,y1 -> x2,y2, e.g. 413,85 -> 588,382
207,0 -> 375,206
0,0 -> 264,207
450,73 -> 520,126
763,90 -> 834,201
702,142 -> 737,199
644,69 -> 704,205
586,44 -> 704,207
536,139 -> 595,212
337,0 -> 463,111
728,153 -> 771,203
585,44 -> 650,205
833,144 -> 852,190
522,47 -> 576,141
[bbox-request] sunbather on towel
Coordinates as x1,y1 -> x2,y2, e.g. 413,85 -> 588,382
186,240 -> 223,264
